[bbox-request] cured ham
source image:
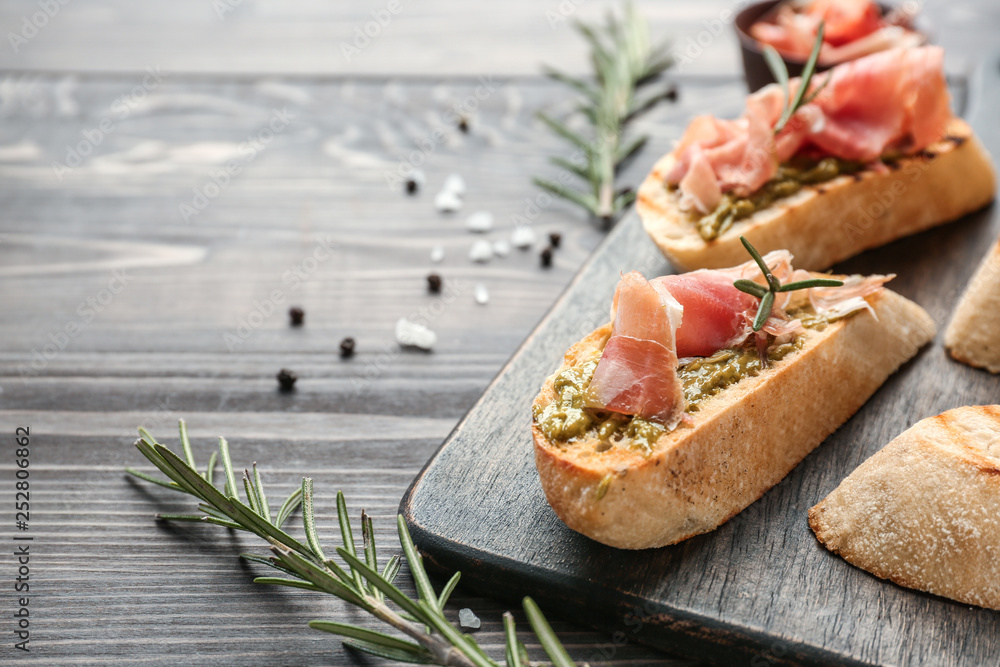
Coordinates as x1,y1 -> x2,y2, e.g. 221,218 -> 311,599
749,0 -> 923,65
807,273 -> 895,319
585,254 -> 892,427
585,272 -> 686,428
667,46 -> 950,209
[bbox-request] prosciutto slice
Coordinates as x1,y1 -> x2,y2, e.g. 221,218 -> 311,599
585,258 -> 892,426
666,46 -> 950,208
749,0 -> 921,64
585,272 -> 686,428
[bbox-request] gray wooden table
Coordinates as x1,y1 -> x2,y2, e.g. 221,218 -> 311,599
0,1 -> 995,665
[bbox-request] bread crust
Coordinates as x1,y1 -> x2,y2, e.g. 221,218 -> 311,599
809,406 -> 1000,610
945,236 -> 1000,373
532,289 -> 936,549
637,118 -> 997,271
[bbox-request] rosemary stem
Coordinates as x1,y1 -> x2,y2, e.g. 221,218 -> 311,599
368,599 -> 482,667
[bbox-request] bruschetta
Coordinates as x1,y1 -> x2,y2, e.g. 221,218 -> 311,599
945,235 -> 1000,373
531,243 -> 935,549
638,46 -> 996,271
809,406 -> 1000,610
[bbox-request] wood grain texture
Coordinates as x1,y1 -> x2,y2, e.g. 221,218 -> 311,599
0,68 -> 699,666
0,0 -> 995,78
402,58 -> 1000,666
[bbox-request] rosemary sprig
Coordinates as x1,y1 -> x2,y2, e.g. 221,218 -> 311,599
763,21 -> 830,135
733,236 -> 843,330
534,3 -> 674,225
126,420 -> 578,667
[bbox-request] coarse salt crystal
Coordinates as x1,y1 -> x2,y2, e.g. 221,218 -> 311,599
430,245 -> 445,263
466,211 -> 493,233
442,173 -> 466,197
458,608 -> 481,629
434,190 -> 463,213
469,239 -> 492,263
395,318 -> 437,350
492,239 -> 511,257
511,225 -> 536,249
474,283 -> 489,304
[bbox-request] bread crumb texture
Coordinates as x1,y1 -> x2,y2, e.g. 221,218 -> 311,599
810,405 -> 1000,609
945,237 -> 1000,373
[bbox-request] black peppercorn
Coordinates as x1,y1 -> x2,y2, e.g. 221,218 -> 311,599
288,306 -> 304,326
427,273 -> 442,293
665,85 -> 678,102
405,178 -> 419,195
540,247 -> 553,268
276,368 -> 297,391
548,232 -> 562,249
340,337 -> 356,358
458,115 -> 470,133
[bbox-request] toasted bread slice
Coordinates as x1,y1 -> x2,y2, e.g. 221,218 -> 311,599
809,406 -> 1000,610
638,118 -> 997,271
532,288 -> 935,549
945,236 -> 1000,373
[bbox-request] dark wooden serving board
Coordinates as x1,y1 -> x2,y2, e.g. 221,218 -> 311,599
401,58 -> 1000,666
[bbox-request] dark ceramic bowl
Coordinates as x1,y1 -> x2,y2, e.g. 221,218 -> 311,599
734,0 -> 922,92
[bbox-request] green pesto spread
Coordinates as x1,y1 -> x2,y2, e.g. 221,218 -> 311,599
532,307 -> 843,455
690,157 -> 865,242
677,338 -> 802,410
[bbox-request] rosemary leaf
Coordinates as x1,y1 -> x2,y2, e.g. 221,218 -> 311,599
532,177 -> 599,213
241,553 -> 300,578
336,548 -> 432,625
341,638 -> 435,665
615,134 -> 648,172
382,554 -> 402,585
244,475 -> 261,515
502,612 -> 523,667
540,66 -> 598,101
548,156 -> 590,182
396,515 -> 440,611
202,516 -> 248,531
309,621 -> 428,655
437,572 -> 460,610
198,503 -> 230,521
337,491 -> 367,593
523,597 -> 576,667
322,557 -> 359,587
734,279 -> 768,299
204,450 -> 218,485
773,22 -> 825,134
124,467 -> 184,492
362,510 -> 381,601
132,439 -> 203,499
778,278 -> 844,292
753,291 -> 776,332
270,546 -> 369,609
275,486 -> 302,529
155,513 -> 205,522
178,419 -> 196,469
255,576 -> 322,593
536,113 -> 591,152
219,436 -> 238,500
302,478 -> 327,562
763,45 -> 790,99
253,465 -> 271,523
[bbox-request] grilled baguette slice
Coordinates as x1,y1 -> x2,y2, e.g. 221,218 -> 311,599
809,406 -> 1000,610
637,118 -> 996,272
945,236 -> 1000,373
532,288 -> 935,550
